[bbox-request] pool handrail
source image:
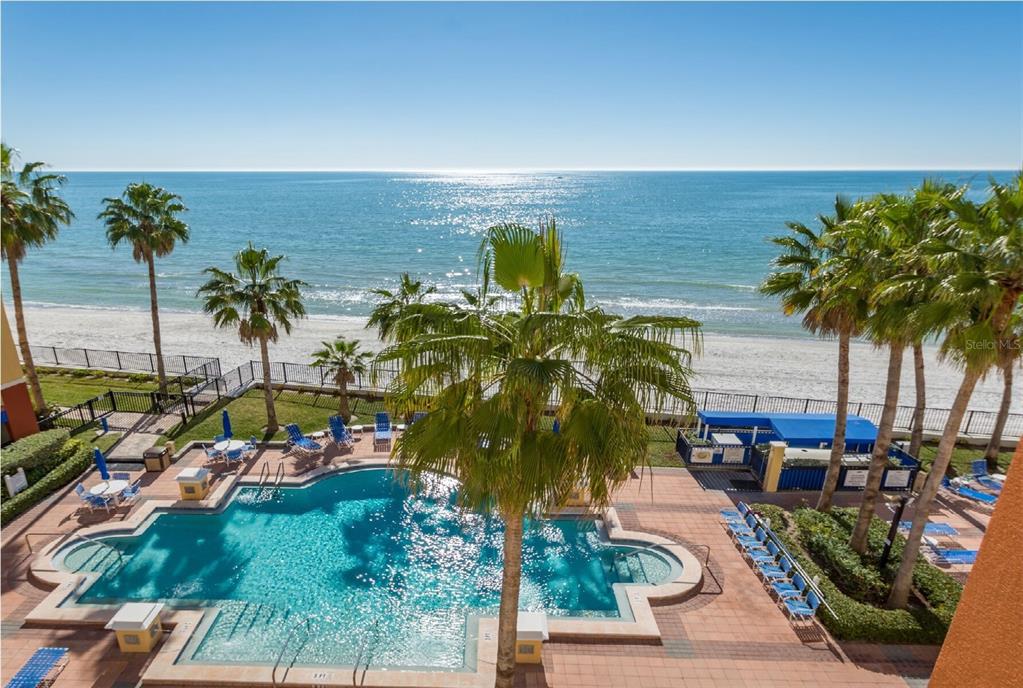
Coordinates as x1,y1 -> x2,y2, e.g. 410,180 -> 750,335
271,616 -> 313,687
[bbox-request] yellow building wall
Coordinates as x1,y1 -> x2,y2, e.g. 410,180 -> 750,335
930,437 -> 1023,687
1,304 -> 22,387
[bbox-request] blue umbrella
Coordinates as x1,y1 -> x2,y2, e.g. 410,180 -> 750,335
552,419 -> 560,434
222,409 -> 233,439
93,448 -> 110,480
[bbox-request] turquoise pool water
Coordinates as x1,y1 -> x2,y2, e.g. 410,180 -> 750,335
59,469 -> 676,670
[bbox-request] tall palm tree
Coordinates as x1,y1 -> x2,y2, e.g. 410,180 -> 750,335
197,243 -> 307,434
379,219 -> 700,688
99,183 -> 189,396
1,144 -> 74,412
311,336 -> 372,422
888,173 -> 1023,609
845,193 -> 931,554
761,197 -> 870,512
366,272 -> 436,341
983,308 -> 1021,468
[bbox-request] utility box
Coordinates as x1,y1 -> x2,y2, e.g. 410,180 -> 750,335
564,484 -> 590,507
106,602 -> 164,653
515,612 -> 549,664
175,467 -> 210,500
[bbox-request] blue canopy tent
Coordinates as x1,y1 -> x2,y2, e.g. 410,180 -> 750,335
92,447 -> 110,480
222,410 -> 233,439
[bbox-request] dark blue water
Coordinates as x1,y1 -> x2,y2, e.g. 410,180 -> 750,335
9,170 -> 1010,336
62,469 -> 672,668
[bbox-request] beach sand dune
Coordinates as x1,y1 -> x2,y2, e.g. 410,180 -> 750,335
22,304 -> 1017,413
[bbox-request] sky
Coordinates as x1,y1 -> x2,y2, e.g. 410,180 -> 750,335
1,1 -> 1020,171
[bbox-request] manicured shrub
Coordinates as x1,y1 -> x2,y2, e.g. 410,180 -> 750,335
128,372 -> 154,384
0,429 -> 71,476
1,438 -> 93,525
793,508 -> 888,604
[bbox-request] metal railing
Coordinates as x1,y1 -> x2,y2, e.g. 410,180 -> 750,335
32,345 -> 219,377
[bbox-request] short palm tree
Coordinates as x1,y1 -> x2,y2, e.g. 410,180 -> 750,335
197,243 -> 307,434
379,219 -> 700,688
1,144 -> 74,412
761,197 -> 870,512
311,337 -> 372,422
366,272 -> 436,341
888,173 -> 1023,609
99,183 -> 189,396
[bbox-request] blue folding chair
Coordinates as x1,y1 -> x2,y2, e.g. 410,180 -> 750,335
970,459 -> 1004,492
772,571 -> 807,601
5,647 -> 68,688
328,415 -> 355,448
285,424 -> 322,455
374,412 -> 393,451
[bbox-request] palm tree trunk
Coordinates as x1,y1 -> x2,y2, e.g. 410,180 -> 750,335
909,342 -> 926,459
338,375 -> 351,423
817,329 -> 851,512
983,361 -> 1013,469
146,254 -> 168,396
494,511 -> 524,688
259,335 -> 278,433
887,368 -> 982,609
6,254 -> 45,412
850,343 -> 904,554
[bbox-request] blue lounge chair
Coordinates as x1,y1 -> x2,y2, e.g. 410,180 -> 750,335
931,548 -> 978,565
119,480 -> 143,505
411,411 -> 427,424
898,521 -> 959,537
727,513 -> 757,538
772,571 -> 807,601
720,502 -> 749,523
74,483 -> 112,512
783,590 -> 821,621
111,471 -> 131,482
328,415 -> 355,448
5,646 -> 68,688
970,460 -> 1004,492
737,528 -> 770,557
943,477 -> 998,505
374,413 -> 392,451
285,424 -> 322,455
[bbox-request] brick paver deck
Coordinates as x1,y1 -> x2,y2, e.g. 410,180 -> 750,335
1,438 -> 960,687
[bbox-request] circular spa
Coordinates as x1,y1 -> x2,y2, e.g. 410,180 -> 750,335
53,468 -> 684,671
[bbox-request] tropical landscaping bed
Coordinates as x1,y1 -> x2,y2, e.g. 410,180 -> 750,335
751,503 -> 961,644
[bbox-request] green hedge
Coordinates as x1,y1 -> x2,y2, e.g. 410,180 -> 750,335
750,503 -> 959,644
1,429 -> 70,477
0,439 -> 93,526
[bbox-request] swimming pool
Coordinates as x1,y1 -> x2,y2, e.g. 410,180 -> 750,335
57,468 -> 680,670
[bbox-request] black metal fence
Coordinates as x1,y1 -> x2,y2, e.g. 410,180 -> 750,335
40,390 -> 185,431
32,345 -> 219,377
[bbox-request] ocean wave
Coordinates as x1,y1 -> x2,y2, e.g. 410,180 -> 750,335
596,297 -> 760,312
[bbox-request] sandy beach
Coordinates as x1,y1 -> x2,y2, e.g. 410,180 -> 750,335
20,304 -> 1017,413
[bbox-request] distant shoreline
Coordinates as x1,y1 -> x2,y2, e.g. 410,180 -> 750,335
18,304 -> 1017,414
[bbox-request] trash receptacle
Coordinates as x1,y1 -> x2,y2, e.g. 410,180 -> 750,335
143,447 -> 170,472
515,612 -> 549,664
106,602 -> 165,653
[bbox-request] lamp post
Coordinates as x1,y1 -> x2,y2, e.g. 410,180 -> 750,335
880,494 -> 912,570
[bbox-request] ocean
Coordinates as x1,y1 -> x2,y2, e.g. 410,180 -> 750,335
5,170 -> 1011,338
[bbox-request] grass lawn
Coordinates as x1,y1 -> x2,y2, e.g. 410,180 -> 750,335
915,442 -> 1013,476
168,389 -> 388,445
646,426 -> 683,467
38,369 -> 158,408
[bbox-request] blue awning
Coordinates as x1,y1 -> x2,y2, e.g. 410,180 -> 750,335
697,410 -> 877,445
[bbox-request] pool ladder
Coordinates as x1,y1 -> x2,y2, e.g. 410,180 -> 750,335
257,461 -> 286,499
271,616 -> 312,687
351,618 -> 382,687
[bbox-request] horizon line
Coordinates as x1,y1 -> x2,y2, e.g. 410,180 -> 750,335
46,166 -> 1020,174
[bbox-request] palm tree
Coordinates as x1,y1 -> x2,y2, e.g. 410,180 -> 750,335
311,337 -> 372,422
197,243 -> 307,434
366,272 -> 436,341
845,193 -> 931,554
99,183 -> 189,396
1,144 -> 74,413
379,219 -> 700,688
888,173 -> 1023,609
760,197 -> 870,512
983,308 -> 1021,468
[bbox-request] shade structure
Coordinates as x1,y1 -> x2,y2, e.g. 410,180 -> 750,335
222,410 -> 233,439
93,448 -> 110,480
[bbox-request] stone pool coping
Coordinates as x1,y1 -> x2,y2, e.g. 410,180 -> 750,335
25,456 -> 703,687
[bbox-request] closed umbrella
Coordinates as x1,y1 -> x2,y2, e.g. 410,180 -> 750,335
93,447 -> 110,480
222,409 -> 233,439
